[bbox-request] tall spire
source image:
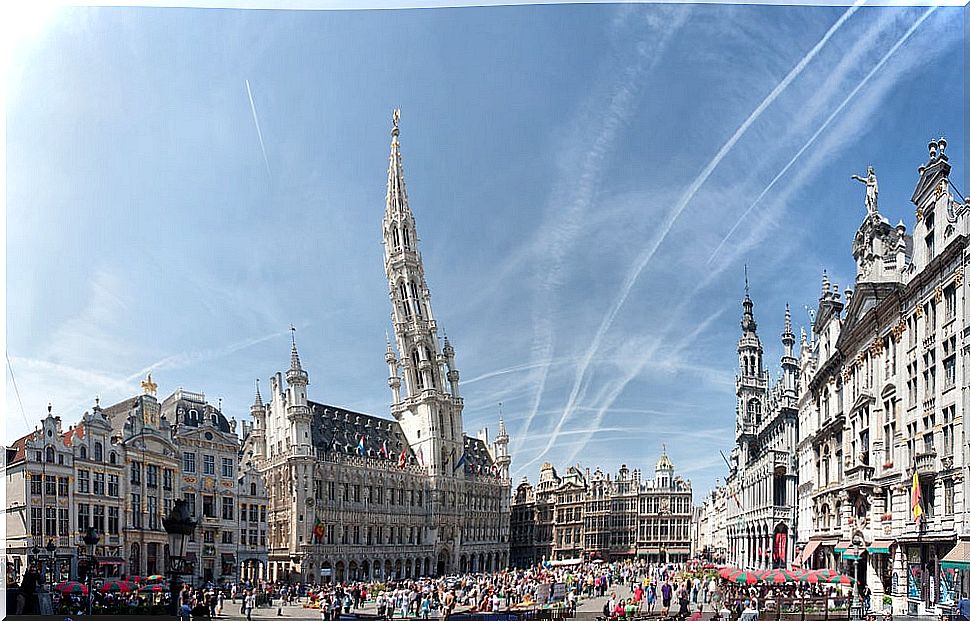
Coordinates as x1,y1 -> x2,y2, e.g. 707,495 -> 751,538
741,272 -> 757,335
253,379 -> 263,408
289,324 -> 302,371
386,108 -> 410,220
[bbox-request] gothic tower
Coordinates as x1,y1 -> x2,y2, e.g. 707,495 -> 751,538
382,110 -> 465,477
286,330 -> 312,450
736,277 -> 767,461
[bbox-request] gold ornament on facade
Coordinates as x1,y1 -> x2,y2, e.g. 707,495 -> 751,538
870,338 -> 884,356
935,286 -> 943,304
914,306 -> 923,319
141,373 -> 157,396
955,268 -> 964,287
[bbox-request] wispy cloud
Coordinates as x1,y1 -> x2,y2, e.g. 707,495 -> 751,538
707,5 -> 941,264
534,2 -> 863,468
513,6 -> 692,458
246,78 -> 271,177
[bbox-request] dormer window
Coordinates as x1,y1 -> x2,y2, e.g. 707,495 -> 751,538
79,446 -> 87,460
110,451 -> 117,465
94,442 -> 103,462
45,447 -> 55,463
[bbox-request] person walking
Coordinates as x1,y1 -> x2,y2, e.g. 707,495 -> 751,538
661,580 -> 673,619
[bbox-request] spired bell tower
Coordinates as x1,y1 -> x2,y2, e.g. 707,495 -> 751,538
382,109 -> 465,478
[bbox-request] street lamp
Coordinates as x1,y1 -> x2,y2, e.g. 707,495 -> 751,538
849,534 -> 864,621
83,527 -> 100,615
163,499 -> 197,617
46,539 -> 56,585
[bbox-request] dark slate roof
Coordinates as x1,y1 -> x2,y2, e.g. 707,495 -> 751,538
101,396 -> 140,422
309,402 -> 415,465
307,401 -> 499,477
462,436 -> 497,478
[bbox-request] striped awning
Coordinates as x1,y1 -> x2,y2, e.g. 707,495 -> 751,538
799,540 -> 822,564
834,540 -> 853,553
842,549 -> 862,560
940,539 -> 970,570
868,540 -> 894,555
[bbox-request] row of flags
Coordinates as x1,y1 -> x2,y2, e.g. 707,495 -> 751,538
348,435 -> 501,476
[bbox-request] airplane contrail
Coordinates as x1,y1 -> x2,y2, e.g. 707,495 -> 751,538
528,0 -> 864,466
707,5 -> 940,265
246,78 -> 271,177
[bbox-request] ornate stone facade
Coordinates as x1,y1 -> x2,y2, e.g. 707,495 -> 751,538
510,451 -> 693,567
249,112 -> 511,584
795,139 -> 969,615
723,287 -> 799,569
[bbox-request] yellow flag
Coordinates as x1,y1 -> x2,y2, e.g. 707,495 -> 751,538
911,471 -> 923,523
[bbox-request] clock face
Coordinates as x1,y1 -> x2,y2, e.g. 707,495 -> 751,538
205,432 -> 213,441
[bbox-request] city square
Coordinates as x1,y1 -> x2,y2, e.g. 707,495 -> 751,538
3,1 -> 969,620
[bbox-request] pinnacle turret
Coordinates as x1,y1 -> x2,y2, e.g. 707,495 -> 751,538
253,379 -> 263,408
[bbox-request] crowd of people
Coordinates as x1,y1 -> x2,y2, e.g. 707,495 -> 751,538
10,558 -> 968,621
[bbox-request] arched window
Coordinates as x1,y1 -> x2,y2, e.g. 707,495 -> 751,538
251,482 -> 257,496
402,226 -> 411,249
79,446 -> 87,460
747,400 -> 761,426
410,282 -> 422,318
822,446 -> 831,486
398,282 -> 410,319
109,452 -> 117,465
94,442 -> 103,462
45,447 -> 55,463
411,350 -> 424,391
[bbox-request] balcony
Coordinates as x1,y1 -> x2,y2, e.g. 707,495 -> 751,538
771,450 -> 792,475
913,450 -> 937,477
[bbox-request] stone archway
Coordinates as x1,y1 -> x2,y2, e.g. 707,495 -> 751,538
349,561 -> 358,581
424,557 -> 431,577
405,559 -> 412,578
394,559 -> 403,580
335,561 -> 345,584
385,560 -> 392,579
361,560 -> 370,580
437,550 -> 449,577
459,555 -> 467,574
321,561 -> 332,584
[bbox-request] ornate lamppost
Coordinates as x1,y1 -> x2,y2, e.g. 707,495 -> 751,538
849,534 -> 864,621
83,527 -> 100,615
163,499 -> 197,617
45,538 -> 57,585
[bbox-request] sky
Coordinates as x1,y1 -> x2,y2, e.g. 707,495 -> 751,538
4,2 -> 966,499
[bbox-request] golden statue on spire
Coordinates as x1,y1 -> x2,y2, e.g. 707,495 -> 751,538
392,108 -> 401,128
141,372 -> 157,396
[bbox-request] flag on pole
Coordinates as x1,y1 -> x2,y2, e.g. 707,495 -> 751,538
379,439 -> 389,459
398,449 -> 407,469
453,450 -> 467,473
731,488 -> 741,508
911,471 -> 923,524
312,518 -> 325,543
356,435 -> 366,456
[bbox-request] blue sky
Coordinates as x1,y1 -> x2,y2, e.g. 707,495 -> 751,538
4,4 -> 965,498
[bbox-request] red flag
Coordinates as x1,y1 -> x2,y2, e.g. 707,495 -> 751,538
398,450 -> 407,469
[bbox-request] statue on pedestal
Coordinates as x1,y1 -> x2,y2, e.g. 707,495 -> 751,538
852,166 -> 879,214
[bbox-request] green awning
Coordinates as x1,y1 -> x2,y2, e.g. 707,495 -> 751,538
834,540 -> 852,553
940,540 -> 969,570
842,551 -> 862,560
868,540 -> 894,555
